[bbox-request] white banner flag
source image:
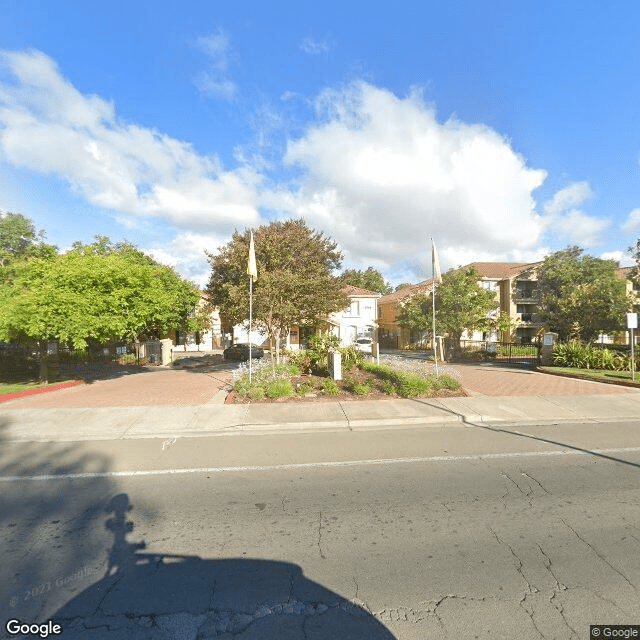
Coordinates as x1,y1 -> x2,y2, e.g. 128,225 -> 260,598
432,239 -> 442,283
247,231 -> 258,281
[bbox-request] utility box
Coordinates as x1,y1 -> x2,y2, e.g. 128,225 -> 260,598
541,332 -> 558,366
329,351 -> 342,381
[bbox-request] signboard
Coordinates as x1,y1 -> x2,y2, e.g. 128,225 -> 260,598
628,313 -> 638,329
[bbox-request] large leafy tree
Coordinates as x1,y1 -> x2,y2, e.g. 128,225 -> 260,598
206,219 -> 349,359
536,246 -> 629,341
0,236 -> 200,379
0,212 -> 57,278
340,267 -> 392,294
398,268 -> 497,342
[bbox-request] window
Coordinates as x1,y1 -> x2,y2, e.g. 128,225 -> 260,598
346,301 -> 360,316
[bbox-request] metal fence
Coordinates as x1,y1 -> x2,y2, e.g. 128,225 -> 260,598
445,339 -> 541,368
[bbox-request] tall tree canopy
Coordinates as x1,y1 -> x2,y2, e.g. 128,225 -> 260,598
206,219 -> 348,357
398,268 -> 497,342
0,236 -> 200,351
535,246 -> 629,341
0,212 -> 57,277
340,267 -> 392,294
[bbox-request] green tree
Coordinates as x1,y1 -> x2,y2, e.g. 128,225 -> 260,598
340,267 -> 392,294
0,237 -> 200,380
0,212 -> 57,277
206,219 -> 349,361
394,282 -> 414,292
536,246 -> 629,341
398,268 -> 497,342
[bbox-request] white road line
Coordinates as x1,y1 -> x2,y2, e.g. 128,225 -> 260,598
1,446 -> 640,482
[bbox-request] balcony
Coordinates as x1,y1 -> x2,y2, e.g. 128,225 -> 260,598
517,313 -> 541,326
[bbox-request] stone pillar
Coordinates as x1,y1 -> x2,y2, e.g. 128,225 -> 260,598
372,341 -> 379,365
541,332 -> 558,366
160,338 -> 174,366
329,351 -> 342,381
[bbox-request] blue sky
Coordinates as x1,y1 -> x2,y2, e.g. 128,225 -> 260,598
1,0 -> 639,287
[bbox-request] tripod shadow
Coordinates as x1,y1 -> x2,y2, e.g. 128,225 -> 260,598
53,493 -> 396,639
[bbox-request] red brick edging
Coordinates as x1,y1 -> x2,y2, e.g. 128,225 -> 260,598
0,380 -> 85,403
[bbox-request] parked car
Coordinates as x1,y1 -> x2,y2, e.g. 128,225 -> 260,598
223,343 -> 264,361
354,337 -> 373,354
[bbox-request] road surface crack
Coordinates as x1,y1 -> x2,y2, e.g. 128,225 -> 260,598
317,511 -> 326,560
521,471 -> 550,495
561,518 -> 638,592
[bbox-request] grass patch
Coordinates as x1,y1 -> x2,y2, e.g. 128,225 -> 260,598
0,380 -> 76,395
540,367 -> 640,384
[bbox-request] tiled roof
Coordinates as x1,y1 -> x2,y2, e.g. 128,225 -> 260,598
341,285 -> 382,298
378,279 -> 436,304
464,262 -> 540,279
617,266 -> 635,279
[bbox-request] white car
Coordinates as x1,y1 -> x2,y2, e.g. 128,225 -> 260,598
354,337 -> 373,354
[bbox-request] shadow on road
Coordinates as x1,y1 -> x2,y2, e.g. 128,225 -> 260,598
469,420 -> 640,470
0,416 -> 117,625
51,493 -> 396,639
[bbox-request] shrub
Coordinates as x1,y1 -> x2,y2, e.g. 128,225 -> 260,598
322,378 -> 340,396
340,345 -> 364,371
247,386 -> 266,401
552,341 -> 631,371
265,379 -> 294,399
343,377 -> 371,396
359,361 -> 460,397
297,381 -> 315,395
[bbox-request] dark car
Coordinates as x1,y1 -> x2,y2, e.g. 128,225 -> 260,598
223,343 -> 264,361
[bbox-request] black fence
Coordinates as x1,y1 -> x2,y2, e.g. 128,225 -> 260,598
0,341 -> 136,382
445,339 -> 541,368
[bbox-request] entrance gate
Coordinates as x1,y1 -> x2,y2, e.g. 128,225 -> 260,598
444,339 -> 541,368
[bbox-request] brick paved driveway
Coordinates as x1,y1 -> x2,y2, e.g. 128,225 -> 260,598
452,363 -> 639,397
1,367 -> 234,408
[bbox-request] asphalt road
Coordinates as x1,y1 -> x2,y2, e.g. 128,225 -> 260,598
2,422 -> 640,639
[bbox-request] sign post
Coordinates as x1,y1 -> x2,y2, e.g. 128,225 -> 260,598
628,313 -> 637,382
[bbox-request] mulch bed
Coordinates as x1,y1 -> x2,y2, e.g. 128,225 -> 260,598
227,368 -> 467,404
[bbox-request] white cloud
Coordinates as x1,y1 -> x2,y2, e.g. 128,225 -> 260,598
268,81 -> 547,276
142,231 -> 226,288
542,181 -> 609,247
300,37 -> 332,55
193,28 -> 237,100
0,49 -> 261,233
600,250 -> 634,267
622,208 -> 640,234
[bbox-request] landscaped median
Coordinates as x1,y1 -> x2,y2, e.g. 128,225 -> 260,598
540,340 -> 640,389
0,379 -> 84,402
226,354 -> 464,404
538,366 -> 640,388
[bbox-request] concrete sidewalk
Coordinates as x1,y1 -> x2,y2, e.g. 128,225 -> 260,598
2,393 -> 640,441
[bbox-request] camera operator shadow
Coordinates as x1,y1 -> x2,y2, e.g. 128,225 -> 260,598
52,493 -> 396,639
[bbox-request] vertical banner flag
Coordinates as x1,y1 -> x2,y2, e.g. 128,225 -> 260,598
247,231 -> 258,280
432,239 -> 442,284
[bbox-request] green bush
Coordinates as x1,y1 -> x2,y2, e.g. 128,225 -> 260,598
247,386 -> 266,401
340,345 -> 364,371
265,379 -> 294,399
297,381 -> 315,395
359,361 -> 460,397
552,341 -> 631,371
344,377 -> 371,396
322,378 -> 340,396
